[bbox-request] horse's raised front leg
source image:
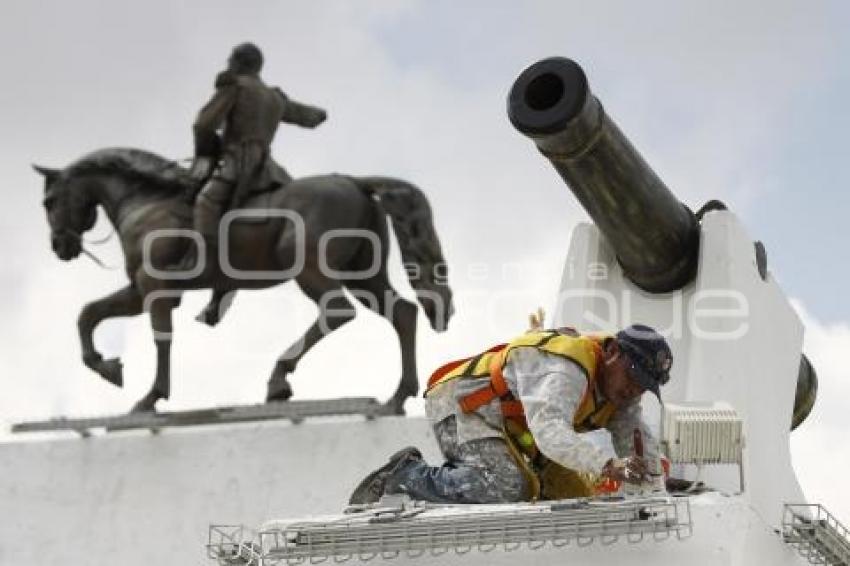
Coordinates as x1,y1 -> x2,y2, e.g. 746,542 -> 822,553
267,276 -> 356,402
131,293 -> 180,413
78,285 -> 143,388
195,288 -> 236,327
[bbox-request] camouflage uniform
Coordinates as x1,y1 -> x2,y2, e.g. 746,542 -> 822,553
384,417 -> 527,504
386,347 -> 659,503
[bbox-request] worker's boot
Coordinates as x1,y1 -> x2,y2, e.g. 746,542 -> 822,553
348,447 -> 423,505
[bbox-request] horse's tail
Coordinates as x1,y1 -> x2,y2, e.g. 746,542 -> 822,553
353,176 -> 454,332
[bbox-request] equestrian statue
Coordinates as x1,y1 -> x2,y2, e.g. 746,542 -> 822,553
33,43 -> 454,414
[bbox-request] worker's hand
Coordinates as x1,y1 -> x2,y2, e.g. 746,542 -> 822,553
601,457 -> 649,485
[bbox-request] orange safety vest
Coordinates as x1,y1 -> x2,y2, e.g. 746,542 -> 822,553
425,330 -> 618,453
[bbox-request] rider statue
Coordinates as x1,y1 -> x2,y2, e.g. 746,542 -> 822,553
177,42 -> 327,271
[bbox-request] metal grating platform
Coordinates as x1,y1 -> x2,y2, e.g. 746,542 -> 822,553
208,496 -> 692,565
11,397 -> 385,436
783,504 -> 850,565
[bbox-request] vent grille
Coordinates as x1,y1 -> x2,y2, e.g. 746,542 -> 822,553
662,402 -> 744,465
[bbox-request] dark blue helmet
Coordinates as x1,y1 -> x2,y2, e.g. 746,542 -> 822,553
616,324 -> 673,399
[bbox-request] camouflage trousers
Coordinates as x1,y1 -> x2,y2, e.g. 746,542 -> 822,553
385,416 -> 528,504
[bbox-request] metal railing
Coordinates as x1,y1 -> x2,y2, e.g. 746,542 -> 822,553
782,504 -> 850,565
208,496 -> 692,565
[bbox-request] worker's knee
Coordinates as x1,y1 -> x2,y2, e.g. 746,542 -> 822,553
459,438 -> 529,503
475,461 -> 527,503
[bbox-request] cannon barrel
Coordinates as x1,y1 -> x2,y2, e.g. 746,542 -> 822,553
508,57 -> 699,293
508,57 -> 817,430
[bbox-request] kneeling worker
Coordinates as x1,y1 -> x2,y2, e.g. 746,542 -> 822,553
349,324 -> 672,504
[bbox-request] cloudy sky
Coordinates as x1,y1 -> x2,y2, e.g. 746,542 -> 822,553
1,0 -> 849,522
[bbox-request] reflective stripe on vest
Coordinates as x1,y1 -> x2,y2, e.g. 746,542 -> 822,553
425,330 -> 617,434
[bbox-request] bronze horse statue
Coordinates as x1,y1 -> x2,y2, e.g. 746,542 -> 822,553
34,148 -> 453,414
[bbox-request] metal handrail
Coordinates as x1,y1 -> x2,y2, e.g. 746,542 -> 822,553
782,504 -> 850,566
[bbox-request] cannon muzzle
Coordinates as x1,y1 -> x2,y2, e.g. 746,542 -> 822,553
508,57 -> 699,293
